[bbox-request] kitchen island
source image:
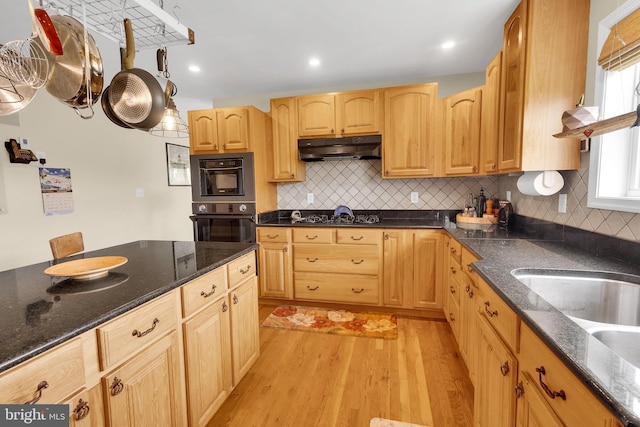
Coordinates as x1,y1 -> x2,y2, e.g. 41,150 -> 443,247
0,240 -> 257,373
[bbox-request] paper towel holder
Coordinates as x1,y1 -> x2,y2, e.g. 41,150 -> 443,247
516,170 -> 564,196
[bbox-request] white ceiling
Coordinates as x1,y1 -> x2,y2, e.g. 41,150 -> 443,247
0,0 -> 520,110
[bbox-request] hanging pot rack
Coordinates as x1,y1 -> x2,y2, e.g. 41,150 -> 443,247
40,0 -> 194,50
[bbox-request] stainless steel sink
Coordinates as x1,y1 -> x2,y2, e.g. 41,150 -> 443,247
512,268 -> 640,367
511,268 -> 640,326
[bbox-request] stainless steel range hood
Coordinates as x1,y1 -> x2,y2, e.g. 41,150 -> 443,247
298,135 -> 382,161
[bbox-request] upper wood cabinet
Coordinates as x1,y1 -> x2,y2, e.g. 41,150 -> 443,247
188,107 -> 258,154
481,51 -> 502,174
444,87 -> 483,176
297,90 -> 381,137
269,97 -> 306,182
382,84 -> 439,178
498,0 -> 589,172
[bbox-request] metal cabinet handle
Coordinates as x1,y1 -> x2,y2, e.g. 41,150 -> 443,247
213,144 -> 218,150
201,284 -> 217,298
283,246 -> 288,253
266,234 -> 280,239
450,266 -> 456,274
222,301 -> 228,312
132,318 -> 159,338
515,381 -> 524,399
223,143 -> 227,149
466,264 -> 473,272
350,235 -> 364,241
110,377 -> 124,396
384,233 -> 389,240
472,166 -> 478,172
331,128 -> 335,134
449,313 -> 455,321
240,265 -> 251,274
25,381 -> 48,404
307,285 -> 319,291
449,285 -> 456,294
305,234 -> 318,240
351,288 -> 364,293
233,294 -> 239,304
536,366 -> 566,400
306,257 -> 319,262
351,259 -> 364,264
500,361 -> 510,376
73,398 -> 91,421
450,247 -> 457,255
484,301 -> 498,317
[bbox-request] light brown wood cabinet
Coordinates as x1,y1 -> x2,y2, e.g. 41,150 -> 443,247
444,87 -> 482,176
257,227 -> 293,299
480,51 -> 502,174
292,228 -> 382,305
382,229 -> 444,312
498,0 -> 589,172
269,97 -> 306,182
229,276 -> 260,385
445,236 -> 622,426
517,323 -> 621,427
103,330 -> 187,427
382,84 -> 439,178
297,90 -> 381,138
65,385 -> 105,427
188,106 -> 265,154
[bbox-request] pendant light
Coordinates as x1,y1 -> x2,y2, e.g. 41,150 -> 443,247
149,80 -> 190,138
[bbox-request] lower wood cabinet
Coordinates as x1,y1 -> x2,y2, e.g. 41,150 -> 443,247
382,229 -> 443,311
229,276 -> 260,385
257,227 -> 293,299
183,297 -> 232,427
474,315 -> 518,427
64,385 -> 105,427
102,330 -> 187,427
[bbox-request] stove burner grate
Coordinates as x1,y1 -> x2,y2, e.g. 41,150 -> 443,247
294,213 -> 380,225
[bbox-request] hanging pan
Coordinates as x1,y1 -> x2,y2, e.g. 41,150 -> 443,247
36,15 -> 104,118
105,19 -> 165,130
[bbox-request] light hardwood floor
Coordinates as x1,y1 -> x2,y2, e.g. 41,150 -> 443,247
207,304 -> 474,427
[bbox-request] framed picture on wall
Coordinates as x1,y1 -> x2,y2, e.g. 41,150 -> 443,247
166,143 -> 191,186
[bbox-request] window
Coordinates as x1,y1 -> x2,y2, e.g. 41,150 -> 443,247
588,0 -> 640,213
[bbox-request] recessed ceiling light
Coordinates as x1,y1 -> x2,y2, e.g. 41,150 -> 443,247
442,41 -> 455,49
188,65 -> 201,73
308,57 -> 320,67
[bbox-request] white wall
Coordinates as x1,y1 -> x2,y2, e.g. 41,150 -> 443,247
0,92 -> 193,271
211,72 -> 486,111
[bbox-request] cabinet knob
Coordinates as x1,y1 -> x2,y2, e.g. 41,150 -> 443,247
213,144 -> 218,150
484,301 -> 498,317
515,381 -> 524,399
233,294 -> 239,304
500,361 -> 510,376
110,377 -> 124,396
384,233 -> 389,240
223,144 -> 227,149
472,166 -> 478,172
291,173 -> 295,178
331,128 -> 335,134
73,398 -> 91,421
341,128 -> 345,134
222,301 -> 228,312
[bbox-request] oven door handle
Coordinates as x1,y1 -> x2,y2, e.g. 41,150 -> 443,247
190,214 -> 255,222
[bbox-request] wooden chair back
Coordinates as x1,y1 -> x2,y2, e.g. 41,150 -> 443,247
49,232 -> 84,260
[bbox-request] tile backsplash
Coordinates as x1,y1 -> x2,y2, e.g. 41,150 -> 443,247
277,160 -> 499,211
498,153 -> 640,242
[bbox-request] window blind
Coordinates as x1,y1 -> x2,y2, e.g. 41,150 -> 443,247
598,7 -> 640,71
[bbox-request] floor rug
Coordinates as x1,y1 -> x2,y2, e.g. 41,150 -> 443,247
370,418 -> 429,427
261,305 -> 398,339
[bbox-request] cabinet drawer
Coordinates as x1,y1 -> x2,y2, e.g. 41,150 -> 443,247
181,266 -> 228,318
294,272 -> 379,304
449,238 -> 462,263
97,291 -> 179,370
519,324 -> 617,427
257,227 -> 289,243
447,268 -> 460,306
228,251 -> 256,288
336,228 -> 381,245
294,244 -> 379,275
0,338 -> 85,404
292,228 -> 334,244
477,279 -> 519,352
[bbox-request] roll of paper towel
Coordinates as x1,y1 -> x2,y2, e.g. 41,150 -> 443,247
517,171 -> 564,196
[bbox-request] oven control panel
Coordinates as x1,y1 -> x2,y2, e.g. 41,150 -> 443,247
192,202 -> 256,215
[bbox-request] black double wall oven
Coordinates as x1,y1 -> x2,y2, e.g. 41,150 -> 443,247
189,152 -> 256,243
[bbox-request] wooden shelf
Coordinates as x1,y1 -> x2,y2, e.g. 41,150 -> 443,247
553,110 -> 638,140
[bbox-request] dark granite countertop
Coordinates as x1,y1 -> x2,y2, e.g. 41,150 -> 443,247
0,240 -> 257,374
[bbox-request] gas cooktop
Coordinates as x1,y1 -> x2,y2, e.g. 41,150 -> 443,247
293,213 -> 380,225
